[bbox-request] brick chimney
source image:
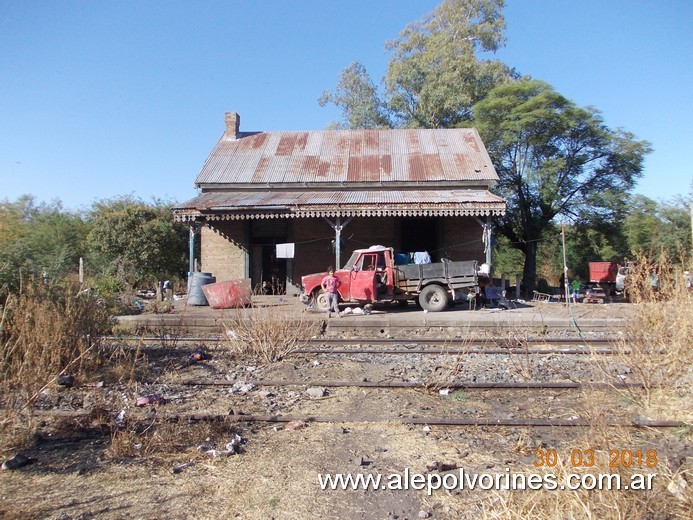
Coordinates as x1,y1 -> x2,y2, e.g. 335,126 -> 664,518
224,112 -> 240,140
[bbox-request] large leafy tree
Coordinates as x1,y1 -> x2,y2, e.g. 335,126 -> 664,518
86,196 -> 187,287
321,0 -> 513,129
319,62 -> 391,129
473,79 -> 651,294
384,0 -> 512,127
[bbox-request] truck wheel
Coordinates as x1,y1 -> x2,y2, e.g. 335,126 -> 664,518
418,285 -> 448,312
311,289 -> 330,313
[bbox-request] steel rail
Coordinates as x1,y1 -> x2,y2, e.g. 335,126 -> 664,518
31,409 -> 685,429
100,336 -> 620,347
181,379 -> 643,390
294,347 -> 619,355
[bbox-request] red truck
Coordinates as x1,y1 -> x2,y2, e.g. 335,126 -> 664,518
300,245 -> 480,312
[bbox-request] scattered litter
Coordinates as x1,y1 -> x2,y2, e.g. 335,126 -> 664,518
422,425 -> 432,433
667,475 -> 687,500
230,382 -> 256,394
352,307 -> 364,315
136,394 -> 165,407
284,420 -> 306,431
307,386 -> 328,398
425,461 -> 457,472
2,454 -> 33,471
58,374 -> 74,388
342,307 -> 353,315
225,329 -> 239,339
439,388 -> 451,396
114,409 -> 126,425
186,351 -> 208,365
199,434 -> 243,457
171,461 -> 195,474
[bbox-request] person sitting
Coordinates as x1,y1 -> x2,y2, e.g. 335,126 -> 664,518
484,283 -> 502,308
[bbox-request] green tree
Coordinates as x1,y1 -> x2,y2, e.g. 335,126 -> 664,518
321,0 -> 513,129
384,0 -> 512,128
86,196 -> 187,287
0,196 -> 88,293
319,62 -> 391,129
473,79 -> 651,294
624,192 -> 692,259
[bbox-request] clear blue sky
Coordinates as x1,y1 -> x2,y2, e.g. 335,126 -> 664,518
1,0 -> 691,211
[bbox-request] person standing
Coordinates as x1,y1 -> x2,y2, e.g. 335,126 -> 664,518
321,267 -> 341,318
571,274 -> 581,302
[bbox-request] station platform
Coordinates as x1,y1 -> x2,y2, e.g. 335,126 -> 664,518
115,294 -> 630,337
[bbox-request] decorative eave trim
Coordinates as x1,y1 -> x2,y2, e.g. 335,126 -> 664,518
174,205 -> 506,222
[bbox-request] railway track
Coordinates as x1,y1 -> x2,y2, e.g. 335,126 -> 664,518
101,335 -> 623,355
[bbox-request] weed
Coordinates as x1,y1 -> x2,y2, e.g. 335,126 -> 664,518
223,303 -> 320,363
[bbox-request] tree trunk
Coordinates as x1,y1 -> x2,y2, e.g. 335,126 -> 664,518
522,241 -> 538,298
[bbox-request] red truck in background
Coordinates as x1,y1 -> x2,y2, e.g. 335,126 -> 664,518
300,245 -> 480,312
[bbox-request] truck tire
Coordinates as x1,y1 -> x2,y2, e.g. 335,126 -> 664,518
418,284 -> 448,312
311,289 -> 330,313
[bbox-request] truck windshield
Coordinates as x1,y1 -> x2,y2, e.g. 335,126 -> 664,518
343,252 -> 360,270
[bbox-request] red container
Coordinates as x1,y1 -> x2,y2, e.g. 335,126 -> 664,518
201,279 -> 252,309
588,262 -> 618,284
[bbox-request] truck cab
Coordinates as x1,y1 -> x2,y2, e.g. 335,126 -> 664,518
301,246 -> 395,311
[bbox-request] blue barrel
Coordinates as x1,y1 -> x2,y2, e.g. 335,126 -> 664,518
188,272 -> 216,305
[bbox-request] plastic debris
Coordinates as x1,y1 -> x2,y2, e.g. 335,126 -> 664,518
667,475 -> 687,500
58,374 -> 74,388
2,454 -> 33,470
136,394 -> 165,406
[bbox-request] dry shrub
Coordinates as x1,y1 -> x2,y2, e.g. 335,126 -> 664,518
223,305 -> 320,363
0,281 -> 114,450
593,253 -> 692,411
106,419 -> 239,461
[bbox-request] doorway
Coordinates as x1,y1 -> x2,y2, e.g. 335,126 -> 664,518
400,218 -> 438,261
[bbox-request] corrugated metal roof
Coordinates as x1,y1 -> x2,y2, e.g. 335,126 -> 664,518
173,189 -> 506,221
194,128 -> 498,186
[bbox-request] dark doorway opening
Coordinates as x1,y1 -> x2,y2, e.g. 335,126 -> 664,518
251,220 -> 288,294
400,218 -> 438,262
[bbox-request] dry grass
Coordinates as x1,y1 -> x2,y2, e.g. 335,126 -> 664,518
451,254 -> 693,519
222,304 -> 321,363
0,281 -> 147,453
592,254 -> 692,412
106,418 -> 241,461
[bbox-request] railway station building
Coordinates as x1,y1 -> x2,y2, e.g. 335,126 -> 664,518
173,113 -> 506,295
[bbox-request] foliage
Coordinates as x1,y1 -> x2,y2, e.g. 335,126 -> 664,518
624,192 -> 692,258
473,79 -> 651,294
0,195 -> 88,294
321,0 -> 514,129
319,62 -> 391,129
86,196 -> 188,288
384,0 -> 513,128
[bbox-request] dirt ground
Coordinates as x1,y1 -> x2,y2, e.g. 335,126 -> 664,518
1,301 -> 691,519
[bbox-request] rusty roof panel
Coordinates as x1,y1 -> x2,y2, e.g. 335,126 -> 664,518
175,189 -> 505,212
194,127 -> 498,186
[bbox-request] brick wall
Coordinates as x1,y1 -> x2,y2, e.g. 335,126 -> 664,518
439,216 -> 486,262
201,221 -> 248,282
